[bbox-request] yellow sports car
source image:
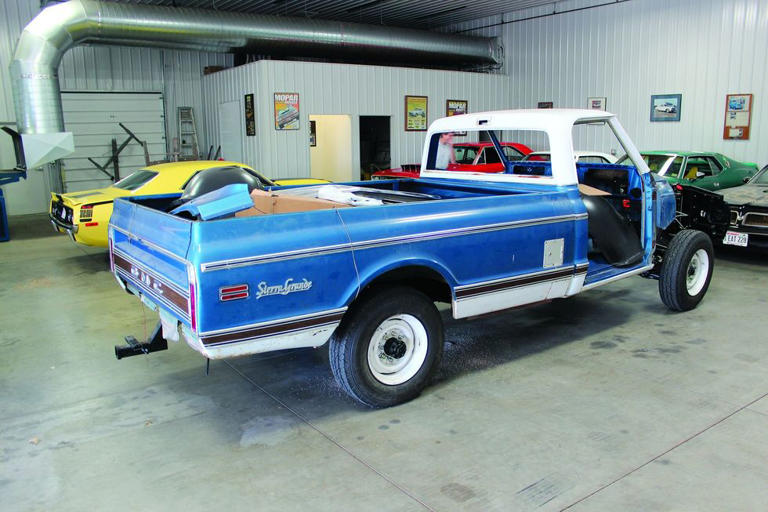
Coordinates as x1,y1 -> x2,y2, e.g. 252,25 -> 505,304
49,160 -> 328,247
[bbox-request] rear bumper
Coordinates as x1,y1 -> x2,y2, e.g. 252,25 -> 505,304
49,214 -> 78,233
49,214 -> 78,242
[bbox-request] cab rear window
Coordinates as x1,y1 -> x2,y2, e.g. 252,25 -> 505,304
113,170 -> 159,191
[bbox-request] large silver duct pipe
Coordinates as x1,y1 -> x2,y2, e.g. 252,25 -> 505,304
11,0 -> 502,167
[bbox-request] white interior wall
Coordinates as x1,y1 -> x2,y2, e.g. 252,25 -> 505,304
0,0 -> 233,215
452,0 -> 768,166
202,60 -> 512,179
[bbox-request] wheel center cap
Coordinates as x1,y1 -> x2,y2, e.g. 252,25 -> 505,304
383,337 -> 407,359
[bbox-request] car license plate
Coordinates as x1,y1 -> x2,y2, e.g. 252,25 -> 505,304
723,231 -> 748,247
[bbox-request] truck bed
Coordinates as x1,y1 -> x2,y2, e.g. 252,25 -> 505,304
110,178 -> 589,359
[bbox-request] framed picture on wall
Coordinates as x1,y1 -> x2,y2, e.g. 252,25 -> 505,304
274,92 -> 299,130
405,95 -> 428,131
537,101 -> 553,109
588,97 -> 606,111
309,120 -> 317,146
244,93 -> 255,136
723,93 -> 753,140
446,100 -> 468,136
650,94 -> 681,122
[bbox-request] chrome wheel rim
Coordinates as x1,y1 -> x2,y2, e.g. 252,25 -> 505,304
367,314 -> 428,385
686,249 -> 709,296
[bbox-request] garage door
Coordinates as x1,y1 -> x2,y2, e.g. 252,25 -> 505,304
60,92 -> 166,193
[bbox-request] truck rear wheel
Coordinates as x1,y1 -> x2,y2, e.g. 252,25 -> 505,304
329,286 -> 444,408
659,229 -> 714,312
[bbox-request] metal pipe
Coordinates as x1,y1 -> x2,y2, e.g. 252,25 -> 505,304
12,0 -> 501,140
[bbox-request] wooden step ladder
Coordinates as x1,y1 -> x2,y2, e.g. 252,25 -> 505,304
177,106 -> 199,160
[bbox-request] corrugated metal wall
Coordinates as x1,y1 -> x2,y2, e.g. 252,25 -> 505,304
450,0 -> 768,165
1,0 -> 232,145
201,60 -> 513,179
56,47 -> 229,153
0,0 -> 37,124
0,0 -> 233,214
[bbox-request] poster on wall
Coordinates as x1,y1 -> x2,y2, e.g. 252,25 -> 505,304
309,120 -> 317,147
244,93 -> 255,136
274,92 -> 299,130
537,101 -> 553,109
588,97 -> 606,111
446,99 -> 468,136
405,95 -> 428,131
723,93 -> 753,140
650,94 -> 681,122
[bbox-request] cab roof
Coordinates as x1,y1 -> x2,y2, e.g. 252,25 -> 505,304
429,108 -> 614,133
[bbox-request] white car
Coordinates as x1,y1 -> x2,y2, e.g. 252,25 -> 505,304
655,103 -> 677,113
522,150 -> 617,164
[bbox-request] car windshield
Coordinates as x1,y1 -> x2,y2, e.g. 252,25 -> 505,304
618,154 -> 675,175
751,167 -> 768,185
454,145 -> 479,164
113,170 -> 158,191
525,153 -> 551,161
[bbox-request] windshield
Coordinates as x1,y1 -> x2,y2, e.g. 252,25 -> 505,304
454,145 -> 479,164
751,166 -> 768,185
618,154 -> 676,176
524,153 -> 551,162
113,170 -> 158,191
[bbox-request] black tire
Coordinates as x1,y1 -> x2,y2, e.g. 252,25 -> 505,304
329,286 -> 444,408
659,229 -> 714,312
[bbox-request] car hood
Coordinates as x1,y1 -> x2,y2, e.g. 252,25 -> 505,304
54,187 -> 129,207
719,184 -> 768,207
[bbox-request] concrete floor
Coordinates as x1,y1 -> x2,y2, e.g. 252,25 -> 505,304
2,213 -> 768,511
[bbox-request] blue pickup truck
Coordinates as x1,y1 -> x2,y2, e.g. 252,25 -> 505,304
108,109 -> 713,407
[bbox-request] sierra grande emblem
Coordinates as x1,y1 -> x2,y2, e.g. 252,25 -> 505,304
256,278 -> 312,299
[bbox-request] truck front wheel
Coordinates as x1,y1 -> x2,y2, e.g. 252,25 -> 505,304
659,229 -> 714,312
329,286 -> 444,408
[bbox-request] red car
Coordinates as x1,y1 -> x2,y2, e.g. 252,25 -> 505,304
371,142 -> 533,179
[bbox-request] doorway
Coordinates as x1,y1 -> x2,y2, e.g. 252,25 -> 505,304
309,115 -> 353,182
359,116 -> 390,180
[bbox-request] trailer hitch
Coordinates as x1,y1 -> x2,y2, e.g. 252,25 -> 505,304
115,321 -> 168,360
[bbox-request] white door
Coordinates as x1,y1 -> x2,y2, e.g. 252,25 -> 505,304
309,115 -> 353,182
60,92 -> 166,192
218,101 -> 243,162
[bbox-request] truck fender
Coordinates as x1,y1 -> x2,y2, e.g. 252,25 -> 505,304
341,258 -> 458,308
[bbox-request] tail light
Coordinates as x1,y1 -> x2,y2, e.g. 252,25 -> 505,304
219,284 -> 249,301
108,234 -> 115,272
79,204 -> 94,221
187,264 -> 197,333
622,199 -> 631,209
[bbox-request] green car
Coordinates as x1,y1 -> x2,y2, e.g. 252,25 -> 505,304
616,151 -> 758,190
